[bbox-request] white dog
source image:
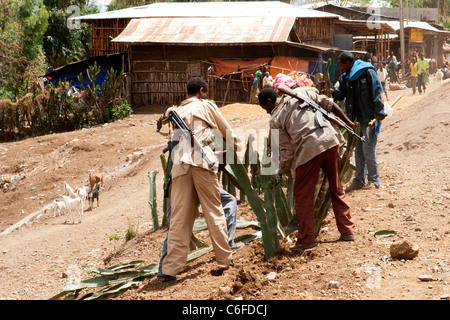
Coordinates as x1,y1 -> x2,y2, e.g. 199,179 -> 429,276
52,199 -> 67,217
76,186 -> 89,211
63,181 -> 77,198
61,195 -> 82,223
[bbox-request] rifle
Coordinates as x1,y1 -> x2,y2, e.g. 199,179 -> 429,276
168,109 -> 215,171
277,84 -> 366,143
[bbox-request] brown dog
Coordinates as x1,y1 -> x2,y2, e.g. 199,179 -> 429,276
89,166 -> 103,191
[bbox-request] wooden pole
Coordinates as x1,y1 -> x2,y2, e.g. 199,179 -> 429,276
222,75 -> 231,107
400,0 -> 406,82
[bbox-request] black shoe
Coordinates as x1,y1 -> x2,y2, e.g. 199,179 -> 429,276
158,274 -> 177,283
284,218 -> 298,232
339,233 -> 355,241
345,183 -> 363,193
289,242 -> 318,250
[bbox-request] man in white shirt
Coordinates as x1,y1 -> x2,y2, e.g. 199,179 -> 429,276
376,61 -> 389,101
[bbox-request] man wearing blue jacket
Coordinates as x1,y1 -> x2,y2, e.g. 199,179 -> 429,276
333,52 -> 386,191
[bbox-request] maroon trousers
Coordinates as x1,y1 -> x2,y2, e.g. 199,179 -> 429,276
294,145 -> 355,245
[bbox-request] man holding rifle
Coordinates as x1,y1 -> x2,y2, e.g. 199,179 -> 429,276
159,77 -> 239,283
333,51 -> 386,191
258,86 -> 356,250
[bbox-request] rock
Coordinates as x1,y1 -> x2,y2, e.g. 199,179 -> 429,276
219,285 -> 231,294
266,272 -> 276,280
390,240 -> 419,260
126,152 -> 142,163
328,280 -> 339,289
440,294 -> 449,300
418,274 -> 433,282
132,152 -> 142,162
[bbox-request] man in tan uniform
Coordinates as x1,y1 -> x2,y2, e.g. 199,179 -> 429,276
159,77 -> 239,283
258,86 -> 356,250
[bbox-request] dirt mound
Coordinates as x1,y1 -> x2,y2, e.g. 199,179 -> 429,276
378,81 -> 450,162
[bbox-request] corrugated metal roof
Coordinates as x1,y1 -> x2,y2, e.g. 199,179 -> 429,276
382,20 -> 450,34
337,18 -> 396,33
112,16 -> 296,45
75,1 -> 339,21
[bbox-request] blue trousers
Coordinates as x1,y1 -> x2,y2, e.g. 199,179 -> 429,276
352,122 -> 380,188
158,188 -> 237,277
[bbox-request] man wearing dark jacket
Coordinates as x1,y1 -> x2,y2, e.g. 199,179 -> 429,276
333,52 -> 386,191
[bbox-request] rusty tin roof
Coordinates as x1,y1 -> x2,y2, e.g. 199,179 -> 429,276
112,16 -> 296,45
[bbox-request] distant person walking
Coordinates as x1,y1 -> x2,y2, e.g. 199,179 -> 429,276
410,56 -> 418,94
388,51 -> 398,83
376,60 -> 389,101
417,53 -> 429,94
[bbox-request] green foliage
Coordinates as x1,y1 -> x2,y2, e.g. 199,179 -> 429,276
107,0 -> 154,11
108,234 -> 122,241
77,63 -> 131,124
0,0 -> 49,100
43,1 -> 98,68
1,62 -> 128,142
109,101 -> 132,121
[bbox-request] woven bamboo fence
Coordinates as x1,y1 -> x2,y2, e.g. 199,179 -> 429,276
129,59 -> 258,107
0,64 -> 127,142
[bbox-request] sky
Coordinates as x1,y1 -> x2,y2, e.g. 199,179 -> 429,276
90,0 -> 113,12
90,1 -> 392,13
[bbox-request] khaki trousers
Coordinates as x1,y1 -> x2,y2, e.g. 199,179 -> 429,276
162,166 -> 232,277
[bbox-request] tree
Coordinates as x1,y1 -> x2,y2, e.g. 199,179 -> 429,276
0,0 -> 49,100
43,0 -> 98,68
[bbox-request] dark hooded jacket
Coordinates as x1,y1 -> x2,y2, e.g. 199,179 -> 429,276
334,60 -> 386,125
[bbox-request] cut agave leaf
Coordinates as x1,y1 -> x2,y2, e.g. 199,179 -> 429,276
374,230 -> 398,238
235,231 -> 262,244
84,281 -> 141,300
187,247 -> 213,262
193,218 -> 260,231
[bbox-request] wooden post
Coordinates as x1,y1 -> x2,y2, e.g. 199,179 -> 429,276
222,75 -> 231,107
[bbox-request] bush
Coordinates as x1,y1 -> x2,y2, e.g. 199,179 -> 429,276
109,101 -> 132,121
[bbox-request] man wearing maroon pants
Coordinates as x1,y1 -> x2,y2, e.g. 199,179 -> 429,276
258,87 -> 356,250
